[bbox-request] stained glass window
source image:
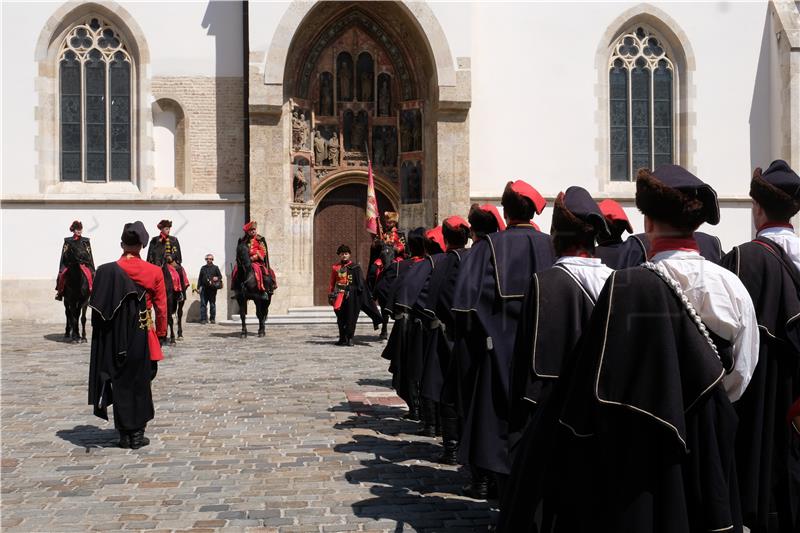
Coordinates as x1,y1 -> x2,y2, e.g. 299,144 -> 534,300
58,19 -> 132,182
608,27 -> 675,181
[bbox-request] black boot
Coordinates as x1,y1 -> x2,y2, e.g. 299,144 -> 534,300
419,398 -> 438,437
118,430 -> 131,449
129,428 -> 150,449
462,468 -> 490,500
402,404 -> 420,421
346,337 -> 354,346
438,440 -> 459,465
335,334 -> 346,346
437,408 -> 460,465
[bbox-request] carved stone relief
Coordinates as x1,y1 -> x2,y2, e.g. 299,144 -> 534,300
292,155 -> 311,203
291,105 -> 311,152
400,109 -> 422,152
400,160 -> 422,204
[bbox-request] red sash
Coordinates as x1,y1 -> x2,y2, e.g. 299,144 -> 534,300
166,264 -> 182,292
57,265 -> 94,292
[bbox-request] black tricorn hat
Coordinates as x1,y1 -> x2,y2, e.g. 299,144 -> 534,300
551,186 -> 609,238
69,220 -> 83,232
121,221 -> 149,247
750,160 -> 800,220
636,164 -> 720,231
157,219 -> 172,229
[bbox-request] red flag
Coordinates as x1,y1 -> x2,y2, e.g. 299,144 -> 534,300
366,161 -> 379,234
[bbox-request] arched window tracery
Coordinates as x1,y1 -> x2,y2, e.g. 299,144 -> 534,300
58,17 -> 133,182
609,26 -> 674,181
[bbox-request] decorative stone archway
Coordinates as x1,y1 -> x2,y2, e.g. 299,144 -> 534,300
249,1 -> 471,313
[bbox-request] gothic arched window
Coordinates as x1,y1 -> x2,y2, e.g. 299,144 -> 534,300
609,27 -> 674,181
58,17 -> 132,182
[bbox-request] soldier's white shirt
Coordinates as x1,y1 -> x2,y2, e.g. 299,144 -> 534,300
758,226 -> 800,272
651,249 -> 759,403
554,256 -> 613,302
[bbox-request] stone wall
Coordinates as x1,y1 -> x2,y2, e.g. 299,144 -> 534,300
151,77 -> 245,195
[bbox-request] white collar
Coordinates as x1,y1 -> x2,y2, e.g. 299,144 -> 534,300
651,249 -> 703,263
555,256 -> 605,267
757,226 -> 796,238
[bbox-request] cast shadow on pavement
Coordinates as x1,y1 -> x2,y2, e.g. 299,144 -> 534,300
330,401 -> 421,437
56,425 -> 120,448
304,334 -> 380,347
333,434 -> 496,531
43,333 -> 82,344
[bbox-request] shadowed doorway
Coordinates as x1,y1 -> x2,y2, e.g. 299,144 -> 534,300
313,183 -> 393,305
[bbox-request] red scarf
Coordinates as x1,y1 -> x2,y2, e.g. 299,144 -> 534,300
757,222 -> 794,232
160,232 -> 169,242
648,237 -> 700,259
249,235 -> 267,261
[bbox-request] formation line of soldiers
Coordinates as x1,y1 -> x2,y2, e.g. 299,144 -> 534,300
367,162 -> 800,533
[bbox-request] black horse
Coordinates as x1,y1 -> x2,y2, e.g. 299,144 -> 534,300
233,243 -> 273,338
161,258 -> 187,345
62,241 -> 91,343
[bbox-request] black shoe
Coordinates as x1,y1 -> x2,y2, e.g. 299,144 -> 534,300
437,441 -> 459,465
55,294 -> 63,301
402,409 -> 420,421
209,319 -> 215,324
130,429 -> 150,449
418,425 -> 437,438
347,337 -> 354,346
462,478 -> 490,500
118,431 -> 131,449
200,319 -> 208,325
379,331 -> 388,340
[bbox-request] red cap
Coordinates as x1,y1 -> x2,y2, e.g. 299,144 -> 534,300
510,180 -> 546,215
426,226 -> 446,252
480,204 -> 506,231
243,221 -> 257,232
443,215 -> 470,231
598,199 -> 633,233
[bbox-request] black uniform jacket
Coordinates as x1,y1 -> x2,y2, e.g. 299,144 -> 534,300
147,235 -> 182,266
450,225 -> 555,475
555,267 -> 741,533
721,238 -> 800,531
88,262 -> 154,430
60,236 -> 95,271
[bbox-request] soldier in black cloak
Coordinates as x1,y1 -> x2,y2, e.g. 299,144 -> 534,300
594,199 -> 639,269
417,216 -> 472,464
328,244 -> 382,346
498,186 -> 612,531
451,180 -> 555,500
394,227 -> 447,437
88,221 -> 167,449
720,160 -> 800,533
147,219 -> 189,297
554,165 -> 758,533
379,228 -> 428,419
55,220 -> 96,300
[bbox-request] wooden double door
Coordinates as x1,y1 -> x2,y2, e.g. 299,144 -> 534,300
313,183 -> 394,305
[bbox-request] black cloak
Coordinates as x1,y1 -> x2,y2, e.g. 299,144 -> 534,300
334,262 -> 381,338
554,267 -> 742,533
451,225 -> 555,475
88,262 -> 155,431
721,238 -> 800,532
498,265 -> 598,532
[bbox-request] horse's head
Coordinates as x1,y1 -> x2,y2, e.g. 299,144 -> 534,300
378,241 -> 395,265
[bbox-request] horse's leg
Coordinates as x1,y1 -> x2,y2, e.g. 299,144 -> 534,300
168,303 -> 176,345
239,297 -> 247,338
69,301 -> 81,343
176,298 -> 184,340
64,303 -> 71,338
80,302 -> 88,342
256,298 -> 266,337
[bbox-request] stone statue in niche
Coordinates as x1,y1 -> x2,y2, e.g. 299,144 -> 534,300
384,127 -> 397,167
373,128 -> 384,167
401,160 -> 422,204
293,165 -> 308,203
313,130 -> 328,165
400,109 -> 422,152
360,71 -> 372,102
292,109 -> 310,151
337,54 -> 353,101
319,73 -> 333,116
351,112 -> 368,152
378,77 -> 391,116
327,136 -> 340,166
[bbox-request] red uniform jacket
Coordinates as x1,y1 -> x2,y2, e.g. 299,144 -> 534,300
116,254 -> 167,361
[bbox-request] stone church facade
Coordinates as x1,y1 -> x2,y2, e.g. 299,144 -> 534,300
1,1 -> 799,321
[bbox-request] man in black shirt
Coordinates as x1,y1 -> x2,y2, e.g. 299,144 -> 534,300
197,253 -> 223,324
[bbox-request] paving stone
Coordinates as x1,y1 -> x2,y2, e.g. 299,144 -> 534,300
0,322 -> 495,532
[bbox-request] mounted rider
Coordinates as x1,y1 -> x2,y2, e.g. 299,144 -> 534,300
382,211 -> 407,258
55,220 -> 95,300
234,221 -> 276,294
146,219 -> 189,299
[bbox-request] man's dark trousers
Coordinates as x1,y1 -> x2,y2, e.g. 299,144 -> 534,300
199,287 -> 217,322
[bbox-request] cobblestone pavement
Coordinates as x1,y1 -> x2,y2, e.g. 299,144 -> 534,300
1,320 -> 496,532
